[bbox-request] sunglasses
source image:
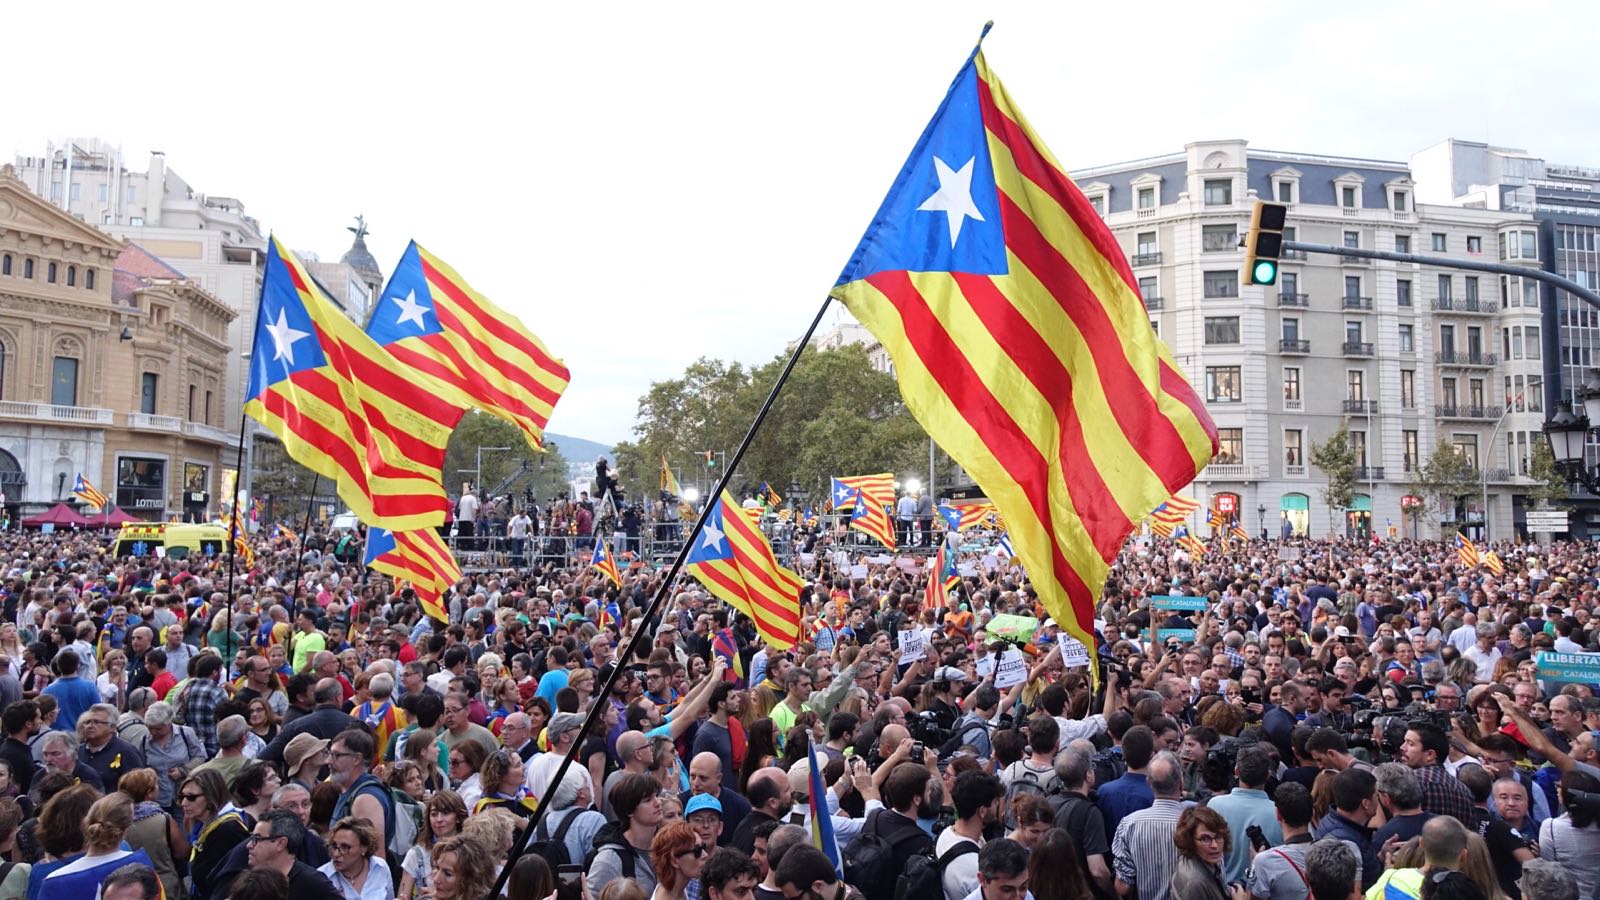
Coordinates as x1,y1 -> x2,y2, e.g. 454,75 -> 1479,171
180,792 -> 205,802
677,844 -> 709,859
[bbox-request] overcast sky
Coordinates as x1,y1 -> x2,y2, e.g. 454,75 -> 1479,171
6,1 -> 1599,444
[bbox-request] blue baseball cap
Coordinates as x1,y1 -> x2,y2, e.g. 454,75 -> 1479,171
684,794 -> 723,817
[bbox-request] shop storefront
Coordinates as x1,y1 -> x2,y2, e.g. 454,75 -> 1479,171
116,457 -> 166,519
1280,493 -> 1309,537
1345,493 -> 1372,540
183,463 -> 210,523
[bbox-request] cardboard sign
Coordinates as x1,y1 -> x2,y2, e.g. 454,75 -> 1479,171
898,628 -> 926,662
957,562 -> 977,577
994,648 -> 1028,688
982,555 -> 1000,571
1535,651 -> 1600,682
1151,595 -> 1209,611
849,564 -> 869,580
1059,636 -> 1090,667
868,555 -> 893,565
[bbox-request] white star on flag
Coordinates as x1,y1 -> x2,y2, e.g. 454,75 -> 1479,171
700,519 -> 725,552
392,290 -> 430,329
918,156 -> 985,248
265,309 -> 311,364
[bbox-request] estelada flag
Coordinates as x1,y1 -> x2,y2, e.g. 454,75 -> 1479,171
245,239 -> 470,530
828,29 -> 1216,676
368,242 -> 570,453
1456,533 -> 1481,568
590,535 -> 622,589
686,490 -> 803,650
365,526 -> 459,622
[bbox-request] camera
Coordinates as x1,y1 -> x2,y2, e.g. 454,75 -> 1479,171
909,711 -> 949,747
911,741 -> 925,764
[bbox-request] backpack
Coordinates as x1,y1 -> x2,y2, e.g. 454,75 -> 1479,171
894,840 -> 978,900
937,718 -> 991,760
1091,747 -> 1126,790
843,809 -> 931,900
583,820 -> 637,880
387,785 -> 422,858
527,808 -> 580,869
1001,761 -> 1056,825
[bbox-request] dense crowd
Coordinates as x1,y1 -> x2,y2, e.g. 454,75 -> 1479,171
0,509 -> 1597,900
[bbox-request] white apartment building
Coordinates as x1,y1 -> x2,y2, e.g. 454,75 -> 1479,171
1072,140 -> 1545,540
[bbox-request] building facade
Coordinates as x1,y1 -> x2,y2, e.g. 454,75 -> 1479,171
0,165 -> 237,521
1072,140 -> 1545,540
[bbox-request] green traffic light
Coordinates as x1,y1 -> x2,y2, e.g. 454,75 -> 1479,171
1252,260 -> 1278,285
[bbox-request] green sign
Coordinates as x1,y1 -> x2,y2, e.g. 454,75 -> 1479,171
985,614 -> 1039,643
1151,595 -> 1209,611
1535,651 -> 1600,682
1143,628 -> 1197,644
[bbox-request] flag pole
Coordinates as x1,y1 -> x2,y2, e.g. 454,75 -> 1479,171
282,473 -> 320,674
483,296 -> 834,900
223,414 -> 250,613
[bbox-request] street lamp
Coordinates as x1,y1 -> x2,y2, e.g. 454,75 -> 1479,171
1257,503 -> 1265,535
682,486 -> 700,504
1542,400 -> 1598,492
905,477 -> 922,494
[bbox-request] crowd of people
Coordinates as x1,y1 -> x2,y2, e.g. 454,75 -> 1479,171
0,507 -> 1596,900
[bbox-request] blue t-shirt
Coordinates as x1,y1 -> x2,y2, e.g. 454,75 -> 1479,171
42,676 -> 101,733
535,669 -> 569,705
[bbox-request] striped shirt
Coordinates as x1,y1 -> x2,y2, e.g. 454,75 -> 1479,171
1112,798 -> 1190,900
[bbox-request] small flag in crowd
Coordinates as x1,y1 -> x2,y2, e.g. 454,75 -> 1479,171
938,503 -> 964,532
1179,533 -> 1207,557
590,535 -> 622,588
1455,533 -> 1480,568
1147,516 -> 1177,538
807,736 -> 843,875
1230,524 -> 1250,543
760,481 -> 783,507
274,522 -> 298,542
660,456 -> 683,497
848,493 -> 897,550
1207,507 -> 1229,530
1160,494 -> 1201,515
923,537 -> 960,612
73,474 -> 108,510
597,600 -> 621,631
686,490 -> 804,650
1482,550 -> 1504,576
997,532 -> 1014,559
365,527 -> 460,622
712,626 -> 744,684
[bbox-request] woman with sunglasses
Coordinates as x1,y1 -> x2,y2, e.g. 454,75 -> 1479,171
649,822 -> 706,900
446,741 -> 487,811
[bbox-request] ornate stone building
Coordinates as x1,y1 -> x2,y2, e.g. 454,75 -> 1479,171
0,164 -> 237,521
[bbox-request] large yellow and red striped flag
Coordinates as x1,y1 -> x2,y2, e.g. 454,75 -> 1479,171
829,35 -> 1216,676
245,239 -> 472,530
365,527 -> 459,622
830,473 -> 895,510
685,490 -> 803,650
368,242 -> 570,453
1455,533 -> 1481,568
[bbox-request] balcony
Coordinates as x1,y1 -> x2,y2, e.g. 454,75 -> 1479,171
0,400 -> 113,425
127,412 -> 182,432
1284,398 -> 1304,411
1279,338 -> 1310,354
1284,464 -> 1307,477
1131,252 -> 1162,267
1435,349 -> 1498,367
1435,404 -> 1493,420
1282,248 -> 1307,260
1199,463 -> 1269,480
184,422 -> 237,445
1342,206 -> 1361,217
1202,233 -> 1239,253
1430,297 -> 1492,314
1340,253 -> 1369,265
1204,288 -> 1239,300
1278,293 -> 1310,307
1341,296 -> 1374,310
1342,341 -> 1375,356
1354,466 -> 1386,480
1136,207 -> 1156,220
1142,296 -> 1163,311
1342,399 -> 1378,414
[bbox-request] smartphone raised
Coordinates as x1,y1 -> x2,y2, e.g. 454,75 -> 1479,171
558,865 -> 585,887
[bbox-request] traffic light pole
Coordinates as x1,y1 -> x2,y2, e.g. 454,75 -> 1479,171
1283,241 -> 1600,308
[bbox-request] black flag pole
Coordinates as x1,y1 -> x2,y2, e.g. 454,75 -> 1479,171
482,295 -> 833,899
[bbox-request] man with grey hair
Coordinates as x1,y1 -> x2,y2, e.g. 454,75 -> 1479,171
1518,859 -> 1579,900
500,712 -> 536,761
1052,747 -> 1111,898
537,767 -> 607,867
197,781 -> 332,900
1303,838 -> 1362,900
78,703 -> 144,791
32,728 -> 102,793
117,687 -> 156,747
1111,751 -> 1186,900
195,715 -> 250,784
1463,621 -> 1502,683
1372,762 -> 1431,847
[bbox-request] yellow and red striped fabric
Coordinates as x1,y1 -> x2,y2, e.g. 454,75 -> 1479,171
848,498 -> 897,550
832,473 -> 895,510
369,242 -> 569,453
950,500 -> 999,531
366,527 -> 459,622
830,43 -> 1215,675
245,239 -> 472,530
1178,534 -> 1207,557
685,490 -> 803,650
1482,550 -> 1504,576
1147,516 -> 1177,539
1455,533 -> 1481,568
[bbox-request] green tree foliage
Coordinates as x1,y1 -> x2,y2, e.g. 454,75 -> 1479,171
444,411 -> 570,505
614,344 -> 939,503
1407,436 -> 1480,528
1310,421 -> 1357,533
1524,439 -> 1572,507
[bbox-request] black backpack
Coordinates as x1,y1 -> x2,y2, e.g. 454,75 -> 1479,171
583,821 -> 637,880
937,719 -> 991,760
842,810 -> 927,900
528,810 -> 579,869
895,841 -> 978,900
1091,747 -> 1126,790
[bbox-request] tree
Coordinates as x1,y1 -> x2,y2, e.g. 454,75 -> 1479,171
1524,439 -> 1572,508
1310,421 -> 1357,535
1407,436 -> 1480,534
443,412 -> 571,507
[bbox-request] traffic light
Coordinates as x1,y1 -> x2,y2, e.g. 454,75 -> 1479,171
704,450 -> 716,467
1242,201 -> 1287,286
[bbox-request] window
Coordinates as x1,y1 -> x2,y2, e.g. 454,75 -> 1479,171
204,390 -> 213,425
1438,274 -> 1452,301
1281,272 -> 1298,296
1442,377 -> 1458,407
1204,270 -> 1238,298
188,385 -> 196,421
1403,430 -> 1420,472
1204,316 -> 1240,345
69,183 -> 80,202
1400,370 -> 1415,408
126,184 -> 137,203
1502,229 -> 1539,260
1503,327 -> 1512,360
1342,186 -> 1358,208
85,269 -> 94,290
49,182 -> 61,202
1512,326 -> 1523,359
1204,179 -> 1232,206
1465,276 -> 1479,303
1350,430 -> 1368,466
65,266 -> 75,287
1469,379 -> 1485,409
1277,181 -> 1294,203
139,373 -> 158,415
1343,231 -> 1360,249
1089,195 -> 1105,215
1344,276 -> 1362,299
46,263 -> 56,284
1528,376 -> 1543,412
1202,224 -> 1238,252
1467,235 -> 1482,254
1216,428 -> 1244,465
129,216 -> 143,226
1395,235 -> 1411,254
1520,229 -> 1537,260
1283,226 -> 1296,245
1136,232 -> 1157,255
1281,317 -> 1300,340
1138,277 -> 1157,301
1285,430 -> 1303,467
0,255 -> 8,276
51,357 -> 78,407
1347,370 -> 1365,401
1393,191 -> 1408,212
97,184 -> 108,203
1345,321 -> 1364,344
1466,326 -> 1482,356
1284,367 -> 1302,404
1137,187 -> 1155,210
1526,325 -> 1541,359
1399,324 -> 1414,352
1440,324 -> 1455,352
1452,435 -> 1478,469
1397,279 -> 1412,307
1206,366 -> 1242,402
1432,233 -> 1447,252
22,259 -> 32,279
1523,278 -> 1539,308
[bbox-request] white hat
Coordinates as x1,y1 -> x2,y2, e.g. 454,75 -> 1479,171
932,666 -> 969,683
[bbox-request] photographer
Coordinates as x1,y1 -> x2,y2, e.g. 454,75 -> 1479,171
1246,782 -> 1317,900
1396,723 -> 1473,823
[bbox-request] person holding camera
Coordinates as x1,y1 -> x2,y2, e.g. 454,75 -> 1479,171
1209,745 -> 1280,885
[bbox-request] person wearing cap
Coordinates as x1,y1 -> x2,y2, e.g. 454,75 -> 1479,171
524,711 -> 591,802
686,793 -> 725,852
284,734 -> 331,792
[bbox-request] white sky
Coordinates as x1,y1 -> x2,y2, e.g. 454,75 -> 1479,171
6,1 -> 1599,445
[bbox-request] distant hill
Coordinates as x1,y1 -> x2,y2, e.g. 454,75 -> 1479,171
546,432 -> 615,467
